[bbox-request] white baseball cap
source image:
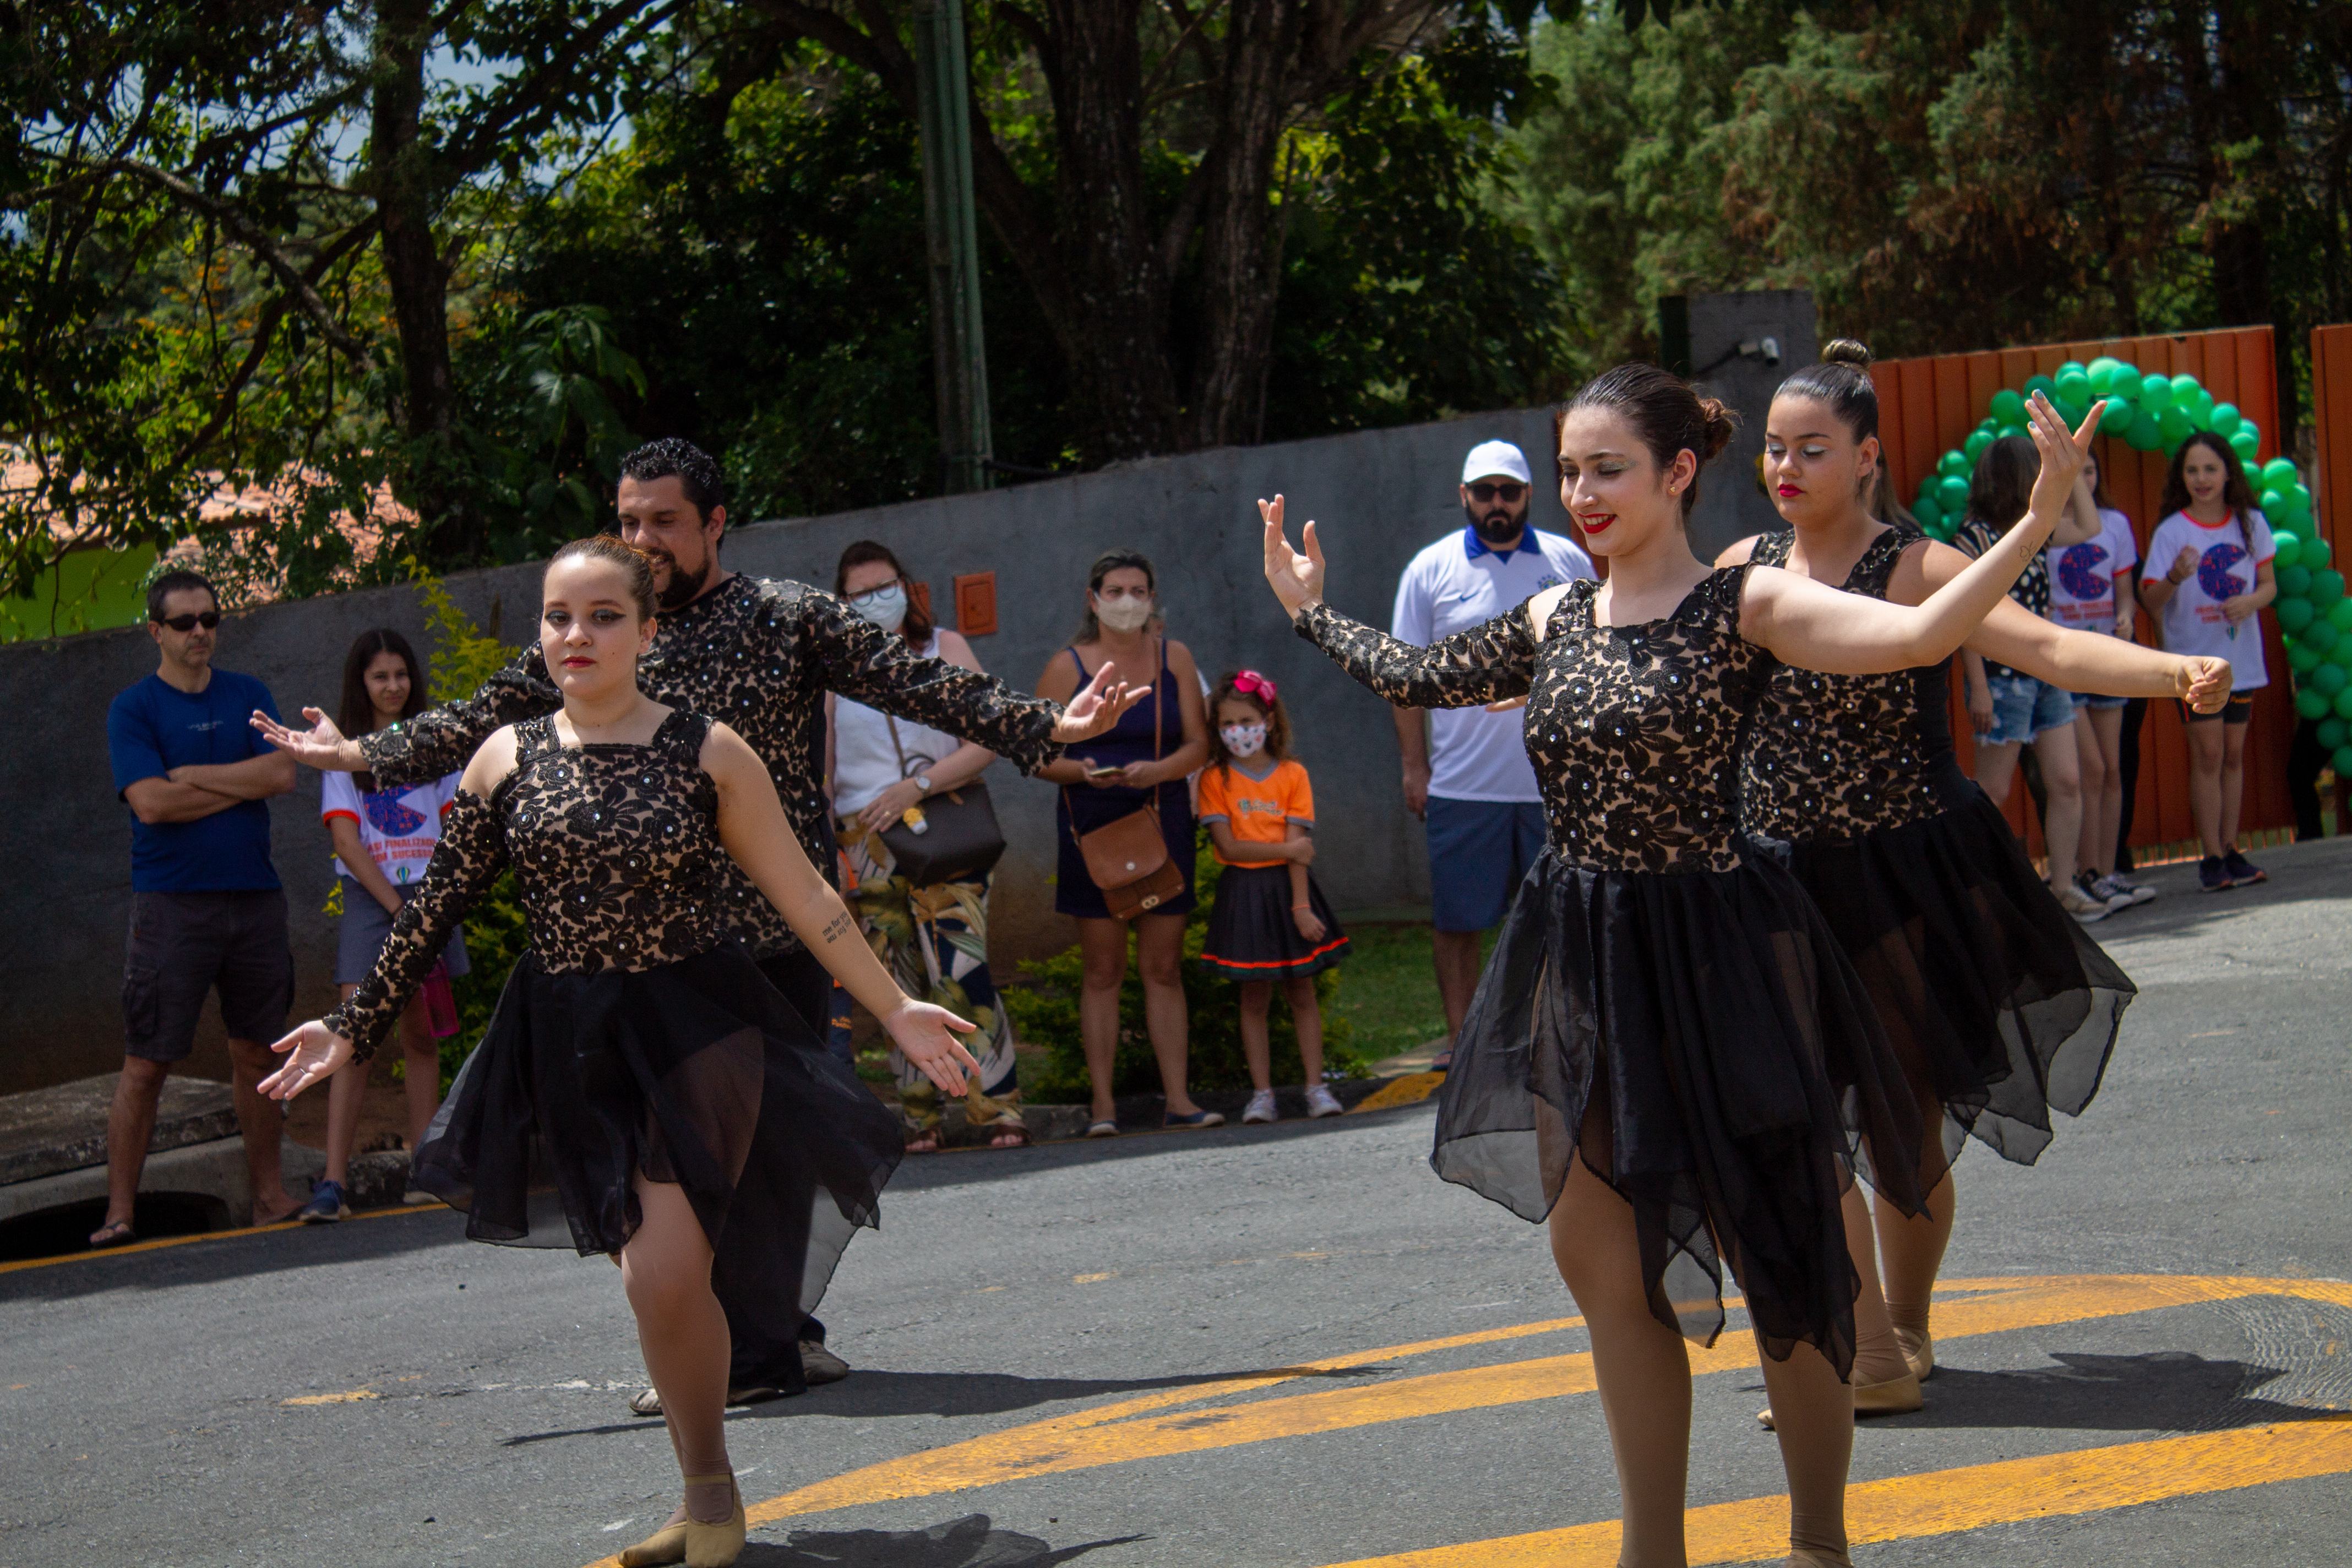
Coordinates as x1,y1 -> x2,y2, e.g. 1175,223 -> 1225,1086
1461,440 -> 1532,486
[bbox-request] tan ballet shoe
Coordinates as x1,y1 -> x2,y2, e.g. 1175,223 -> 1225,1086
1896,1324 -> 1934,1381
1756,1368 -> 1923,1429
683,1473 -> 746,1568
618,1513 -> 686,1568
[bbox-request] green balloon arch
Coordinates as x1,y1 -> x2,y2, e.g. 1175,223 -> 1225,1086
1912,356 -> 2338,746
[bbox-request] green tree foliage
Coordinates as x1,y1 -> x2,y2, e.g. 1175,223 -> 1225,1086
1505,0 -> 2352,428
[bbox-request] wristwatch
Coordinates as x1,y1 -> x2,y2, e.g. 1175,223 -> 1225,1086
913,772 -> 933,793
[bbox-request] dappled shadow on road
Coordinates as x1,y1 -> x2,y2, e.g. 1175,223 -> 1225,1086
1858,1350 -> 2338,1433
501,1362 -> 1382,1447
744,1513 -> 1142,1566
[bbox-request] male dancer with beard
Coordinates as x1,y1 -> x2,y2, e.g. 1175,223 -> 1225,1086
1388,440 -> 1593,1070
256,438 -> 1141,1413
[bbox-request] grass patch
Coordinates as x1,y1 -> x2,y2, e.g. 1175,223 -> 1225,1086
1327,922 -> 1496,1063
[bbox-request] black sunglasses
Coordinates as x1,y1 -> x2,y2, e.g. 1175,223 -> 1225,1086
154,611 -> 222,631
1467,482 -> 1526,503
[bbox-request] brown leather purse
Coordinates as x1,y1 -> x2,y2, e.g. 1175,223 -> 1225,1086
1069,641 -> 1185,919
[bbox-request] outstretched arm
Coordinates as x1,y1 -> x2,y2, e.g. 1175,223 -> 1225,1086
1261,495 -> 1538,707
260,732 -> 521,1098
252,643 -> 554,784
1917,546 -> 2232,707
1739,393 -> 2100,675
706,722 -> 978,1095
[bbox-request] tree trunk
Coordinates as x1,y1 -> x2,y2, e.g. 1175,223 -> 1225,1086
2209,0 -> 2297,437
1037,0 -> 1185,459
1183,0 -> 1299,449
368,0 -> 467,545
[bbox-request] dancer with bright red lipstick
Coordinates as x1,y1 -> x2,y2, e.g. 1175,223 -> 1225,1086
1261,364 -> 2099,1568
1718,342 -> 2229,1424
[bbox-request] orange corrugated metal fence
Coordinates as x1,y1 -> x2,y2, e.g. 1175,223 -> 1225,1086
1870,326 -> 2292,857
2312,325 -> 2351,562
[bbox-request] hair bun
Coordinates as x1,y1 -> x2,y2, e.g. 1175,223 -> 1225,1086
1697,396 -> 1738,462
1820,338 -> 1874,370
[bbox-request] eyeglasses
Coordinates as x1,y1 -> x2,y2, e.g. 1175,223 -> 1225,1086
1467,482 -> 1526,504
845,579 -> 905,606
1232,669 -> 1278,703
153,612 -> 221,631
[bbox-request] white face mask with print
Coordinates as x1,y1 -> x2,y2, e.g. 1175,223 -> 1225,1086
1220,723 -> 1267,759
852,583 -> 908,633
1093,592 -> 1155,635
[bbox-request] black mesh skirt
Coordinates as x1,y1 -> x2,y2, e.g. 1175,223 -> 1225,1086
1782,785 -> 2132,1178
411,944 -> 902,1348
1199,864 -> 1352,979
1433,847 -> 1929,1378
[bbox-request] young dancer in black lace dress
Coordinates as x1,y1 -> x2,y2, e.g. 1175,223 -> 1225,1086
1260,368 -> 2099,1568
1721,343 -> 2229,1417
260,538 -> 979,1568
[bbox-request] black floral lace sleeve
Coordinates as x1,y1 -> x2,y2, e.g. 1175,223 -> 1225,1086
322,789 -> 510,1061
1292,600 -> 1538,708
802,591 -> 1063,774
360,645 -> 559,791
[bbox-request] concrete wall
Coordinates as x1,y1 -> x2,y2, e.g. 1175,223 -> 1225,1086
1,406 -> 1567,1096
1684,289 -> 1819,565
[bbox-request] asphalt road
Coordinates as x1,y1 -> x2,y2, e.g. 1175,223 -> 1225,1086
5,836 -> 2349,1568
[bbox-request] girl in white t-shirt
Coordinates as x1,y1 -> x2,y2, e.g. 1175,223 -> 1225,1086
2141,432 -> 2278,891
303,629 -> 469,1220
2045,450 -> 2152,911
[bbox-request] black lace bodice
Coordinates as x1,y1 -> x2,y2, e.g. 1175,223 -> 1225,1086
325,710 -> 728,1060
1739,527 -> 1959,844
357,573 -> 1061,959
1295,567 -> 1776,874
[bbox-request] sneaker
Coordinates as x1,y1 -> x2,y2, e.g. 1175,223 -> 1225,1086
1304,1085 -> 1345,1119
2054,883 -> 2109,923
2222,847 -> 2267,886
1242,1088 -> 1278,1124
2094,872 -> 2157,907
2198,855 -> 2234,893
2075,871 -> 2135,914
298,1180 -> 349,1224
401,1188 -> 437,1206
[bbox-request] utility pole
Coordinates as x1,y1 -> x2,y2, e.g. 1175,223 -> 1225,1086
912,0 -> 994,493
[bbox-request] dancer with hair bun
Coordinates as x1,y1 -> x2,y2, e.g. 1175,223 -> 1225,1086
1261,364 -> 2096,1568
1721,342 -> 2230,1422
257,536 -> 983,1568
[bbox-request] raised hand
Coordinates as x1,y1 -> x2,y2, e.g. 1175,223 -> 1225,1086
1260,495 -> 1325,619
2181,656 -> 2233,712
883,999 -> 981,1096
259,1021 -> 355,1101
1052,659 -> 1146,743
251,707 -> 364,771
2021,391 -> 2105,537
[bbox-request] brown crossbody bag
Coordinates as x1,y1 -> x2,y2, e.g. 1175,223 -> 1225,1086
1066,641 -> 1185,919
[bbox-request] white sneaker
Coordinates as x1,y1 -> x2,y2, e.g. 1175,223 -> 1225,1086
2096,872 -> 2158,907
2075,872 -> 2135,913
2055,884 -> 2109,923
1304,1085 -> 1344,1119
1242,1088 -> 1278,1124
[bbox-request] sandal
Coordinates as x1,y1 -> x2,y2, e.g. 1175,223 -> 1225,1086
1163,1109 -> 1226,1130
1429,1049 -> 1455,1074
904,1129 -> 942,1154
986,1124 -> 1030,1149
88,1219 -> 136,1250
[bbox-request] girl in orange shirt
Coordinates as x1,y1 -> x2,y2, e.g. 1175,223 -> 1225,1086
1197,670 -> 1352,1123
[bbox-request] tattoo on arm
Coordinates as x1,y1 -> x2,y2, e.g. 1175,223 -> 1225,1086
821,911 -> 854,945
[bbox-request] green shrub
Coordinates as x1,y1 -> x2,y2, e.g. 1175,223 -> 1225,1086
1005,836 -> 1369,1103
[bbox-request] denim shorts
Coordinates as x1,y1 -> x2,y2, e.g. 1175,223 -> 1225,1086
2070,692 -> 2130,712
1984,674 -> 2077,747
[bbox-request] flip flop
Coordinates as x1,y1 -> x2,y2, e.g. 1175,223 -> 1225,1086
1163,1109 -> 1226,1130
88,1220 -> 137,1250
1429,1050 -> 1455,1074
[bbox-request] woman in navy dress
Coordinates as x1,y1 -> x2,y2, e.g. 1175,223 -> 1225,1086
1034,549 -> 1219,1135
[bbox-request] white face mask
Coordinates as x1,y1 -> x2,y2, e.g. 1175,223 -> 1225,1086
851,582 -> 908,633
1220,723 -> 1267,758
1093,591 -> 1154,634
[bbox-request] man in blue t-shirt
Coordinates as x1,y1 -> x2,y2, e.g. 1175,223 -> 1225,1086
1392,440 -> 1594,1068
95,570 -> 301,1246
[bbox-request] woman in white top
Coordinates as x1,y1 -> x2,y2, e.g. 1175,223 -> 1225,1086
2141,432 -> 2276,891
825,542 -> 1026,1150
306,629 -> 470,1220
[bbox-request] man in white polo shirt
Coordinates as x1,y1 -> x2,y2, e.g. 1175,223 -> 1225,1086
1392,439 -> 1593,1067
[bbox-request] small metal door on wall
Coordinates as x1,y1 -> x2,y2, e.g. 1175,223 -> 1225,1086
1870,325 -> 2291,860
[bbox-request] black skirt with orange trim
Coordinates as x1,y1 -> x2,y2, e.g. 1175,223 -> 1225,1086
1199,864 -> 1351,979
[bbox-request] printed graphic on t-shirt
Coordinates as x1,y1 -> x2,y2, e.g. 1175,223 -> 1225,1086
2055,543 -> 2114,605
363,788 -> 428,839
2196,541 -> 2250,613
